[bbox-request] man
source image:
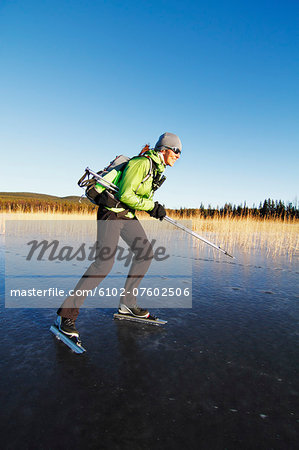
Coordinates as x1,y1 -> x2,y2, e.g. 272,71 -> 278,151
55,132 -> 182,337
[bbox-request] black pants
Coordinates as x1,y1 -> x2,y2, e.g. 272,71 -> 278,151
57,207 -> 153,320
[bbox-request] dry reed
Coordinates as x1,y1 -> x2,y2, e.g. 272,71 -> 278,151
1,210 -> 298,259
165,211 -> 298,260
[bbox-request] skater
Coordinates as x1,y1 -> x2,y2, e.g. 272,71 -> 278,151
55,132 -> 182,337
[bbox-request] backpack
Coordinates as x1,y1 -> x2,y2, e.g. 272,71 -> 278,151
77,153 -> 165,208
77,155 -> 130,207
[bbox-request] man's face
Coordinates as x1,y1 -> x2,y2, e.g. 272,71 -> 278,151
163,149 -> 181,166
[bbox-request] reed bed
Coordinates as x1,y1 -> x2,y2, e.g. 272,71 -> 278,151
1,210 -> 298,260
140,211 -> 299,260
191,215 -> 298,260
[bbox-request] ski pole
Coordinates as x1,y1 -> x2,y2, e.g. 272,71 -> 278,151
85,167 -> 119,193
85,167 -> 234,258
164,215 -> 235,259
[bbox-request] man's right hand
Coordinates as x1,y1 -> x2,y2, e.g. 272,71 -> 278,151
148,202 -> 166,220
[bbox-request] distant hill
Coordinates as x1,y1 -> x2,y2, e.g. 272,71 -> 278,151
0,192 -> 88,202
0,192 -> 93,213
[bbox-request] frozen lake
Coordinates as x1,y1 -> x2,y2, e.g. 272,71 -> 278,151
1,220 -> 298,449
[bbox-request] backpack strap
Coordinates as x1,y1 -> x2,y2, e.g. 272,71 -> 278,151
135,155 -> 158,193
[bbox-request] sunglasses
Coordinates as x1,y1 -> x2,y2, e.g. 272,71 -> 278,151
160,145 -> 181,155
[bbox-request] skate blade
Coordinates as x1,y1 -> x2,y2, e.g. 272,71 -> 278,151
50,326 -> 86,354
113,313 -> 167,326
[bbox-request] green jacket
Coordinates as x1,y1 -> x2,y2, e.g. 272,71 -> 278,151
105,149 -> 166,218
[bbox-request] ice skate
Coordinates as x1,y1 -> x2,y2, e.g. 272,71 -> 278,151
114,304 -> 167,326
50,316 -> 86,354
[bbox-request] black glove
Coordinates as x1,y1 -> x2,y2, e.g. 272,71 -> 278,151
148,201 -> 166,220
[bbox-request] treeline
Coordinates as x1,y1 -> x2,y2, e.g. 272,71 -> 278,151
0,194 -> 298,219
172,199 -> 299,219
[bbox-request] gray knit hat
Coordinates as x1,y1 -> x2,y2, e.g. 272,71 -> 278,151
155,132 -> 182,152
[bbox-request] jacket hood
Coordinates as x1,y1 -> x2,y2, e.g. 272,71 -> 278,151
144,149 -> 166,173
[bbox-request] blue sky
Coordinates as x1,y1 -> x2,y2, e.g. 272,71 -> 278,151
0,0 -> 298,208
